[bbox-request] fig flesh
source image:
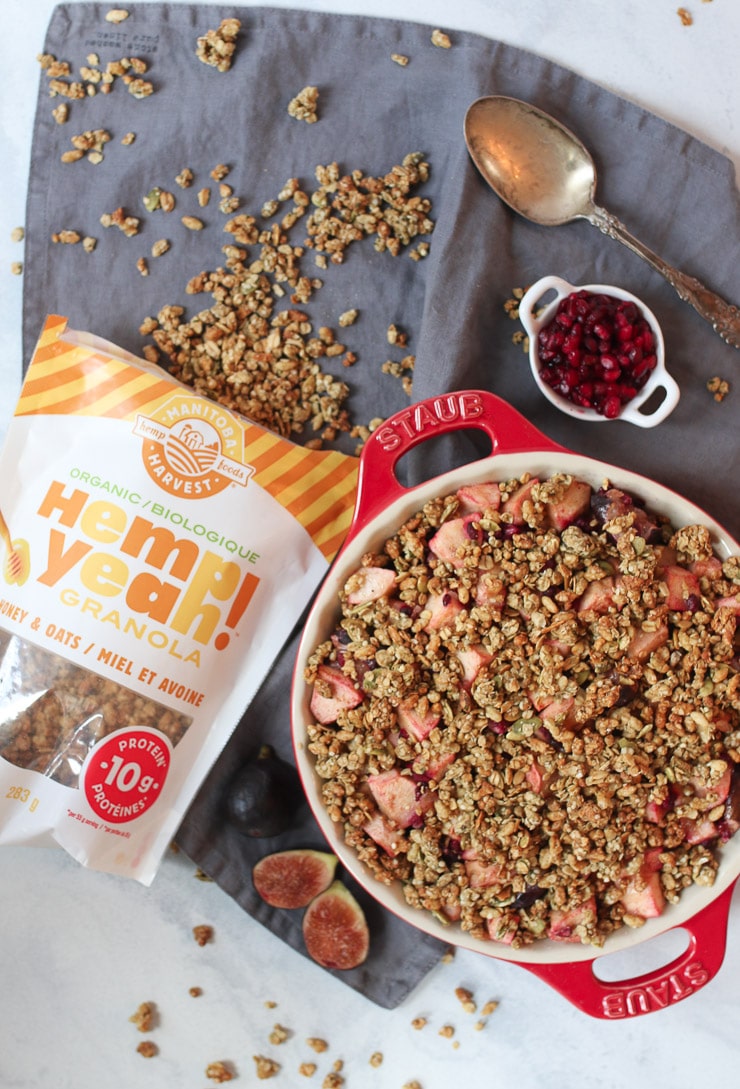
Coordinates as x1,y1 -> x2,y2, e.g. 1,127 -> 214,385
226,745 -> 303,838
252,849 -> 337,909
302,880 -> 370,970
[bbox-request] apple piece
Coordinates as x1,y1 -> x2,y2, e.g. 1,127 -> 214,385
252,849 -> 337,909
689,556 -> 723,580
455,481 -> 502,514
653,544 -> 678,572
662,564 -> 701,610
302,880 -> 370,970
545,479 -> 592,531
626,623 -> 669,661
423,590 -> 464,631
716,593 -> 740,615
344,565 -> 396,605
539,695 -> 584,732
439,901 -> 462,923
464,857 -> 507,889
416,751 -> 455,782
682,817 -> 718,845
501,478 -> 539,523
429,514 -> 483,568
547,896 -> 597,942
525,759 -> 552,795
576,576 -> 616,616
362,811 -> 404,857
397,697 -> 441,742
689,762 -> 732,806
310,665 -> 363,725
475,570 -> 506,610
486,911 -> 517,945
455,643 -> 493,686
621,851 -> 666,918
366,768 -> 435,828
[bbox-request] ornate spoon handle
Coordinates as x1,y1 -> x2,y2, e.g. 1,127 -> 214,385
588,204 -> 740,350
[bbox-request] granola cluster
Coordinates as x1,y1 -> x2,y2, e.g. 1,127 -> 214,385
304,473 -> 740,948
140,154 -> 433,442
0,630 -> 191,786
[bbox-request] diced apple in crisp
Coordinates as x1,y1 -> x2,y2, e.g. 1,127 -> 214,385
429,514 -> 483,568
344,565 -> 396,605
576,575 -> 617,615
663,564 -> 701,610
626,622 -> 669,661
455,481 -> 502,514
310,664 -> 364,724
464,857 -> 507,889
547,896 -> 597,941
621,851 -> 665,919
455,643 -> 493,686
539,695 -> 584,732
716,593 -> 740,615
653,544 -> 678,572
689,556 -> 723,580
362,811 -> 403,857
475,570 -> 506,610
486,911 -> 516,945
645,796 -> 673,824
525,759 -> 552,795
440,901 -> 462,923
501,478 -> 539,523
397,697 -> 441,742
682,817 -> 718,845
690,762 -> 732,806
419,751 -> 455,782
545,479 -> 592,531
423,590 -> 464,631
366,768 -> 435,828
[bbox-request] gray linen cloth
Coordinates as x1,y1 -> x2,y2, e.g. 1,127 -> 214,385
23,3 -> 740,1007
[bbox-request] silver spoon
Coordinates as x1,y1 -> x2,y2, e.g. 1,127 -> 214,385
464,94 -> 740,350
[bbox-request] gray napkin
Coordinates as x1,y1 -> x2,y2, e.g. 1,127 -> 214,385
23,3 -> 740,1007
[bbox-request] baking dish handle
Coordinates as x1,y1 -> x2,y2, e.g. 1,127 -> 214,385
521,879 -> 737,1019
349,389 -> 566,540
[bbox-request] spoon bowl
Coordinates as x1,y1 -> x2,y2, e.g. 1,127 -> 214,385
464,95 -> 740,349
464,96 -> 597,226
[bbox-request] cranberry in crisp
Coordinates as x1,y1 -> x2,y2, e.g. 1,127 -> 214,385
536,290 -> 657,418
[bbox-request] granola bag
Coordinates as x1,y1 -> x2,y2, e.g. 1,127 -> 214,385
0,316 -> 358,883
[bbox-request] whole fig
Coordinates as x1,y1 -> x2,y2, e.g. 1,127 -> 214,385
226,745 -> 304,838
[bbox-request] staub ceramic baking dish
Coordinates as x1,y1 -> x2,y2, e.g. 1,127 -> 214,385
291,390 -> 739,1019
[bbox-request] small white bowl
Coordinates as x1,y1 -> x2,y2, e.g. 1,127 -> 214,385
518,275 -> 680,428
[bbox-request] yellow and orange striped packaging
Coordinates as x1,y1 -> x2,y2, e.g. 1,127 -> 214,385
0,317 -> 358,882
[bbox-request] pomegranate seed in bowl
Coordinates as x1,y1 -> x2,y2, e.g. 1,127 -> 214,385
518,276 -> 680,427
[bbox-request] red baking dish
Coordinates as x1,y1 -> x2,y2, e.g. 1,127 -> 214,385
290,389 -> 739,1019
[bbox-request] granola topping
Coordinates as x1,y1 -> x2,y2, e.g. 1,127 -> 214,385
304,473 -> 740,948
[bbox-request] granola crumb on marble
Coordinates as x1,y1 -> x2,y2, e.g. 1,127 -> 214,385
192,924 -> 214,946
206,1060 -> 235,1082
254,1054 -> 281,1079
129,1001 -> 157,1032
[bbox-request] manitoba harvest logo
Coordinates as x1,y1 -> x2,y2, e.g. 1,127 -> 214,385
134,393 -> 253,498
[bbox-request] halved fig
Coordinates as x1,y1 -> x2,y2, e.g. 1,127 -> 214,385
252,849 -> 337,909
302,880 -> 370,970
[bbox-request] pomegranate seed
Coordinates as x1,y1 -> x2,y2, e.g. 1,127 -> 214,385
536,290 -> 657,417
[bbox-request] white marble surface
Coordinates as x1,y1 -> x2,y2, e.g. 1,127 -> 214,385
2,2 -> 740,1086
